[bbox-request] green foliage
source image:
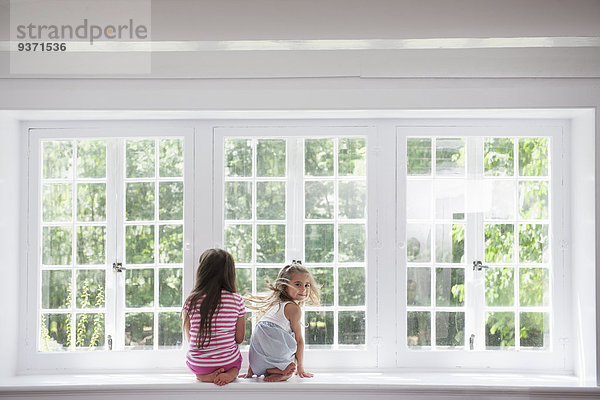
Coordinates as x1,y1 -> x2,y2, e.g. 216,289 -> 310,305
159,268 -> 183,307
159,139 -> 184,177
42,226 -> 72,265
486,312 -> 515,348
159,225 -> 183,263
126,182 -> 155,221
256,224 -> 285,263
407,311 -> 431,347
519,138 -> 548,176
484,138 -> 514,176
485,268 -> 514,306
305,224 -> 334,263
43,140 -> 73,179
338,224 -> 365,262
338,138 -> 366,176
126,269 -> 154,307
126,140 -> 155,178
436,268 -> 464,306
309,267 -> 333,306
77,140 -> 106,178
126,225 -> 155,264
338,181 -> 366,219
158,312 -> 183,347
436,312 -> 464,346
519,224 -> 549,263
159,182 -> 184,220
306,311 -> 334,345
225,182 -> 252,220
305,181 -> 334,219
225,224 -> 252,263
225,139 -> 252,177
125,312 -> 154,347
256,182 -> 286,220
77,226 -> 106,265
407,138 -> 431,175
78,183 -> 106,222
338,267 -> 365,306
519,181 -> 548,219
257,139 -> 286,177
436,138 -> 465,175
305,139 -> 334,176
338,311 -> 365,344
43,184 -> 72,222
485,224 -> 514,263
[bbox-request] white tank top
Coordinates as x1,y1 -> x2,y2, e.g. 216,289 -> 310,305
261,302 -> 292,333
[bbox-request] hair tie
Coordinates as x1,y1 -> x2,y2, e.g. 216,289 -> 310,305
291,259 -> 302,266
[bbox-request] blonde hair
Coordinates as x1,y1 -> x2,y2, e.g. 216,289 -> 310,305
245,261 -> 320,320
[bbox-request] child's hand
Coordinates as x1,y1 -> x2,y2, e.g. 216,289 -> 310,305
238,369 -> 254,378
296,366 -> 313,378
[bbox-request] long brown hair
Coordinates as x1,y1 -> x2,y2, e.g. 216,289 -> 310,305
184,248 -> 237,349
245,261 -> 320,320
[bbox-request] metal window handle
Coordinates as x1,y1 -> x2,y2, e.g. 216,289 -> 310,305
472,260 -> 488,271
107,335 -> 113,350
112,262 -> 126,273
469,334 -> 475,350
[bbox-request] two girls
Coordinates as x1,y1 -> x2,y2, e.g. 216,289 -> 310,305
183,249 -> 320,384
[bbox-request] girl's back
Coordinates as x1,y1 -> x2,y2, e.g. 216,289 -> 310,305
184,289 -> 245,369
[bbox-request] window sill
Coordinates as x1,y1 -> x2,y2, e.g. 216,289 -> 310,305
1,371 -> 598,400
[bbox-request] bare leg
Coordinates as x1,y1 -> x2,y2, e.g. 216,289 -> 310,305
266,362 -> 296,376
195,368 -> 224,383
214,367 -> 239,386
264,372 -> 293,382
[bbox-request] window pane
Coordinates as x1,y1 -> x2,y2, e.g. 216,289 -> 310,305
256,224 -> 285,263
485,268 -> 514,307
159,182 -> 183,220
406,180 -> 432,220
435,268 -> 464,307
338,181 -> 366,219
225,139 -> 252,177
436,138 -> 465,176
77,183 -> 106,222
485,180 -> 515,220
486,312 -> 515,349
435,224 -> 464,264
244,312 -> 252,345
338,138 -> 366,176
159,312 -> 183,348
339,311 -> 365,345
338,267 -> 365,306
519,138 -> 548,176
42,226 -> 72,265
485,224 -> 514,263
256,182 -> 285,220
236,268 -> 252,296
407,311 -> 431,347
77,140 -> 106,179
519,268 -> 549,306
256,268 -> 280,293
43,141 -> 73,179
305,139 -> 334,176
77,226 -> 106,265
407,267 -> 431,306
435,180 -> 465,220
407,138 -> 431,176
76,269 -> 105,308
40,313 -> 71,351
159,139 -> 184,177
159,224 -> 183,264
126,139 -> 155,178
407,224 -> 431,263
125,225 -> 154,264
309,267 -> 333,306
306,311 -> 334,345
126,182 -> 155,221
43,184 -> 72,222
484,138 -> 514,176
519,181 -> 548,219
75,313 -> 105,349
305,224 -> 334,263
305,181 -> 334,219
257,139 -> 286,177
225,224 -> 252,263
126,269 -> 154,308
125,312 -> 154,349
436,312 -> 465,347
225,182 -> 252,220
520,312 -> 548,348
42,270 -> 72,309
338,224 -> 365,262
159,268 -> 182,307
519,224 -> 549,263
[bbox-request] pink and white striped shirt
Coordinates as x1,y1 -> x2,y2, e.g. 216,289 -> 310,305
183,289 -> 246,369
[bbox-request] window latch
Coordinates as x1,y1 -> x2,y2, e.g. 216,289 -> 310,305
472,260 -> 488,271
112,262 -> 126,273
107,335 -> 113,350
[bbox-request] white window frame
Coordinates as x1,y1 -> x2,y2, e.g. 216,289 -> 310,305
213,125 -> 378,369
23,127 -> 195,373
19,117 -> 578,375
395,123 -> 570,371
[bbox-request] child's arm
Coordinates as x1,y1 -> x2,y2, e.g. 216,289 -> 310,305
285,303 -> 313,378
235,314 -> 245,344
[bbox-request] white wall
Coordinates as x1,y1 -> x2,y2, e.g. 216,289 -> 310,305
0,115 -> 20,379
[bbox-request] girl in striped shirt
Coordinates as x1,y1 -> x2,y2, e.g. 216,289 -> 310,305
182,249 -> 246,385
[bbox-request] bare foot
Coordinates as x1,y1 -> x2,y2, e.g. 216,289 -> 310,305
239,367 -> 254,378
196,368 -> 224,383
264,372 -> 293,382
214,367 -> 239,386
266,362 -> 296,376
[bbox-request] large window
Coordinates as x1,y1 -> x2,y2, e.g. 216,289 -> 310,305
218,132 -> 368,349
24,121 -> 572,373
